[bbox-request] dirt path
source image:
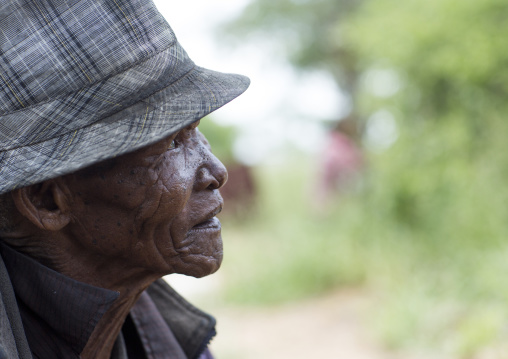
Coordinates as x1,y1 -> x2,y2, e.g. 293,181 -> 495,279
209,289 -> 390,359
166,275 -> 507,359
167,275 -> 435,359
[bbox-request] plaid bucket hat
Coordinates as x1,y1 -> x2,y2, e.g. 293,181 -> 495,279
0,0 -> 249,195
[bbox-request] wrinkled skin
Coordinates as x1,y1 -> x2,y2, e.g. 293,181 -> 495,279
64,120 -> 227,278
3,120 -> 228,359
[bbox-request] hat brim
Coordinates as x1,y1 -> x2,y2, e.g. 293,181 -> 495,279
0,66 -> 249,194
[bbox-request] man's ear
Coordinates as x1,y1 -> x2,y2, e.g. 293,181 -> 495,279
11,179 -> 72,231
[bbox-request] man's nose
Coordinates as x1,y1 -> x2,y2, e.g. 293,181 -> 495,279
195,154 -> 228,191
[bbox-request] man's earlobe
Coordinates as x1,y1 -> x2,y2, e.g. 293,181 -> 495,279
11,180 -> 72,231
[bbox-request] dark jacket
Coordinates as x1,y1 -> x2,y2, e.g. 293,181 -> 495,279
0,252 -> 216,359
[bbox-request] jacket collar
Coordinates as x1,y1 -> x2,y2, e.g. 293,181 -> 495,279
0,243 -> 216,359
0,243 -> 119,355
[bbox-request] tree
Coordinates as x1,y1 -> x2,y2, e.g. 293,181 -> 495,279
223,0 -> 365,128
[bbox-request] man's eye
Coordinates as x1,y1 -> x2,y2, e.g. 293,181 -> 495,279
168,139 -> 177,150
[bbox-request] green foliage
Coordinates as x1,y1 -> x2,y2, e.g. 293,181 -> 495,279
343,1 -> 508,353
220,155 -> 508,357
220,159 -> 369,304
345,0 -> 508,123
222,0 -> 508,356
342,0 -> 508,258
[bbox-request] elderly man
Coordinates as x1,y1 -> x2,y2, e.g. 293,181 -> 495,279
0,1 -> 249,358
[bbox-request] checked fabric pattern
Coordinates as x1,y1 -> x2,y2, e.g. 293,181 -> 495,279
0,0 -> 249,194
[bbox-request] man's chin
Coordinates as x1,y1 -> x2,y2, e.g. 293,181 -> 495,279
174,251 -> 223,278
172,230 -> 223,277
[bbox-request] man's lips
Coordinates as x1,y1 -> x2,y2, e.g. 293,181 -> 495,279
192,205 -> 223,230
192,217 -> 221,230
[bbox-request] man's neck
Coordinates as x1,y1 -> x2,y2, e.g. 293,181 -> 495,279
2,232 -> 163,359
81,289 -> 144,359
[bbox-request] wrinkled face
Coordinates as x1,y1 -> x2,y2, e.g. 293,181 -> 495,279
64,121 -> 227,278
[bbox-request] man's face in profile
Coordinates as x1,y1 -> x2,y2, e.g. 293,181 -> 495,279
63,121 -> 227,278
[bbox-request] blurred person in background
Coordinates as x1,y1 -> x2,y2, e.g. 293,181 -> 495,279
0,0 -> 248,358
316,119 -> 364,208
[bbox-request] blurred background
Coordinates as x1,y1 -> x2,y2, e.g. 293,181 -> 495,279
156,1 -> 508,358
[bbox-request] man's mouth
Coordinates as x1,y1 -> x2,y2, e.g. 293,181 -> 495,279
192,216 -> 221,230
192,205 -> 222,230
